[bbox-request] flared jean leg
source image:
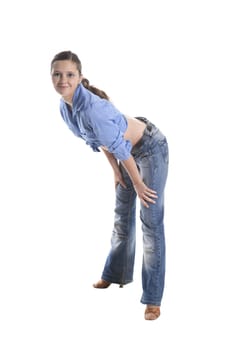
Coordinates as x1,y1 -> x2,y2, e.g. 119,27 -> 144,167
137,137 -> 169,306
140,194 -> 166,305
101,165 -> 137,285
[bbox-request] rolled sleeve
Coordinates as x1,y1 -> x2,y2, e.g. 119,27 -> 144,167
88,101 -> 132,160
107,134 -> 132,160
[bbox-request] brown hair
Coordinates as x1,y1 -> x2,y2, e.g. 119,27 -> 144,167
51,51 -> 109,100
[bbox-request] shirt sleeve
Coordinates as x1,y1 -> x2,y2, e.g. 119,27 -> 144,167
60,101 -> 82,138
87,100 -> 132,161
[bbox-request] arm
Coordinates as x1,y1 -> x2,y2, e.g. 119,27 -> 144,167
102,148 -> 157,208
101,148 -> 120,173
121,156 -> 158,208
101,148 -> 126,189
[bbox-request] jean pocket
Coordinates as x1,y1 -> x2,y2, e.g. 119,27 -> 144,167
158,138 -> 169,164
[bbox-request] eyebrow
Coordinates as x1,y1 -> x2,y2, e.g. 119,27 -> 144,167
53,70 -> 76,73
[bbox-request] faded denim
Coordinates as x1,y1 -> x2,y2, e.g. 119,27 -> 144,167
101,117 -> 169,306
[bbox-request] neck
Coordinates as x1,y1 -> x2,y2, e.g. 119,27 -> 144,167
63,98 -> 73,107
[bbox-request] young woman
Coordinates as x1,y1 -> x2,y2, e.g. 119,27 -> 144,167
51,51 -> 169,320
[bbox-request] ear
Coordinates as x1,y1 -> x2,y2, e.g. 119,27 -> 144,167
78,74 -> 84,84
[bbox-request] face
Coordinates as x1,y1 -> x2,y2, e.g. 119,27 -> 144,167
51,60 -> 82,104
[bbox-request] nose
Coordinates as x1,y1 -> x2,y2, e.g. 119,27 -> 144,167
59,74 -> 67,83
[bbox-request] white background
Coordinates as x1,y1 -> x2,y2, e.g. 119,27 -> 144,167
0,0 -> 237,349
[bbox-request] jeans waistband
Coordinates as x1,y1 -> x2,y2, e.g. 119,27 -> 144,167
135,116 -> 153,132
132,117 -> 157,153
132,117 -> 167,158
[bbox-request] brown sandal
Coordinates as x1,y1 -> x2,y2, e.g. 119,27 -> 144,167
144,305 -> 161,320
93,279 -> 111,288
93,279 -> 124,288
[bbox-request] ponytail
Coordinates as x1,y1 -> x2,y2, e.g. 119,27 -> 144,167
81,78 -> 109,100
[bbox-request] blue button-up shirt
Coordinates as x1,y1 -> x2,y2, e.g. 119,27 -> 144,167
59,83 -> 132,160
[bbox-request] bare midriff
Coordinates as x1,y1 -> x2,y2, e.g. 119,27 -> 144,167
123,116 -> 146,147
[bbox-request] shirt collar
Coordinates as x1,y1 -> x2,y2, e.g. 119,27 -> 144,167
60,83 -> 84,113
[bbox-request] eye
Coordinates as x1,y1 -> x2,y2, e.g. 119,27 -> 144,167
67,72 -> 76,78
52,72 -> 61,78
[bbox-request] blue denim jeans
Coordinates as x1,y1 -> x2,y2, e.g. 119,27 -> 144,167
101,117 -> 169,306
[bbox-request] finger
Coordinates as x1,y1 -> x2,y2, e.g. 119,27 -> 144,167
144,190 -> 158,198
141,199 -> 150,208
143,194 -> 156,204
115,180 -> 127,189
148,189 -> 157,193
145,192 -> 158,199
146,188 -> 157,195
120,180 -> 127,189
